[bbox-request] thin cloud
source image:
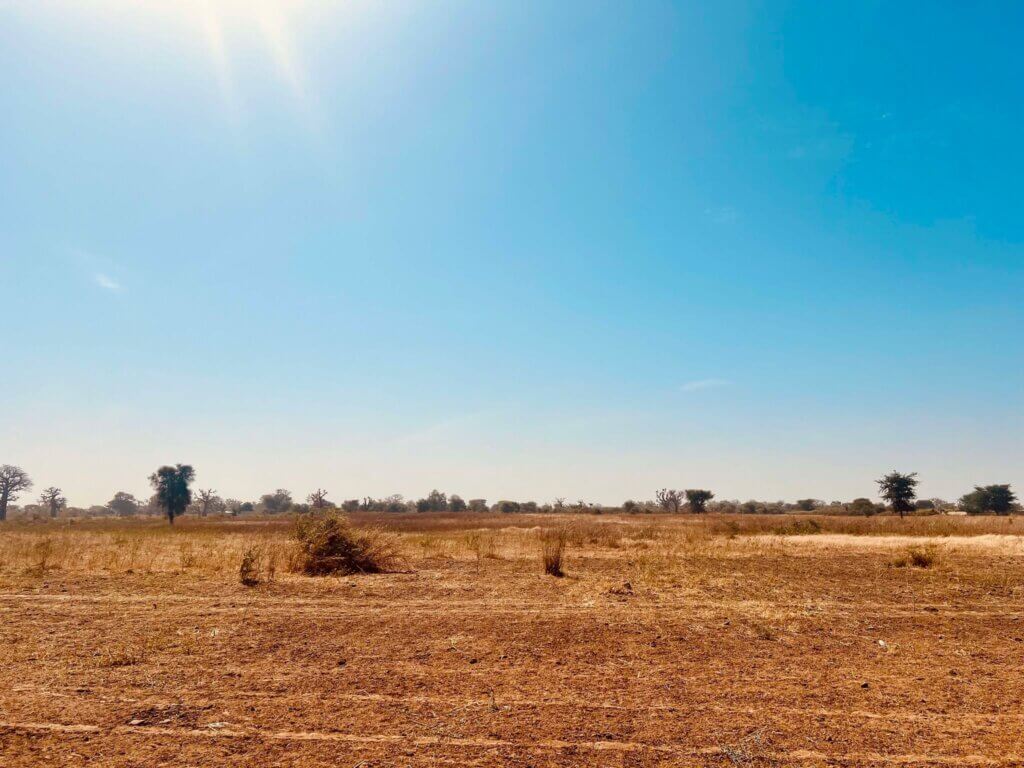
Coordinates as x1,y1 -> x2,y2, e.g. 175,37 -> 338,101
680,378 -> 731,393
94,273 -> 123,292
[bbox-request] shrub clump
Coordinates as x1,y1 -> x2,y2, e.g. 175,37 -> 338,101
780,519 -> 822,536
239,546 -> 264,586
541,528 -> 568,577
293,512 -> 404,576
891,544 -> 939,569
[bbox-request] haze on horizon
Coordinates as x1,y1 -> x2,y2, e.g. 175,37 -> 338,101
2,1 -> 1022,508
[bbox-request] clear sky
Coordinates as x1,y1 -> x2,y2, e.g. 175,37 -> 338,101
2,1 -> 1022,507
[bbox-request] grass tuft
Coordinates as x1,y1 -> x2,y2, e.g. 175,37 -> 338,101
541,528 -> 567,577
293,512 -> 404,576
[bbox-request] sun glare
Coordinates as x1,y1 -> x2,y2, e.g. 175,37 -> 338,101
190,0 -> 314,115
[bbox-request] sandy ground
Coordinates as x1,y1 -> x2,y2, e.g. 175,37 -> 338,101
1,515 -> 1023,766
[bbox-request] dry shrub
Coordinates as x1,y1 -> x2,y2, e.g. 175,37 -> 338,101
891,544 -> 939,569
239,545 -> 264,586
293,512 -> 404,576
779,519 -> 822,536
541,528 -> 567,577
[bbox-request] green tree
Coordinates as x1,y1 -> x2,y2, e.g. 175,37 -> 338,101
877,471 -> 918,519
149,464 -> 195,525
960,484 -> 1017,515
449,494 -> 467,512
849,497 -> 876,517
107,491 -> 140,517
685,489 -> 714,513
260,489 -> 293,514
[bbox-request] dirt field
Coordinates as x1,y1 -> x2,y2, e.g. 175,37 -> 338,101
1,513 -> 1023,767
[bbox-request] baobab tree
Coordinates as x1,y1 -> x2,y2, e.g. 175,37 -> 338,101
656,489 -> 683,514
149,464 -> 195,526
307,488 -> 329,510
39,487 -> 66,519
0,465 -> 32,522
195,488 -> 219,517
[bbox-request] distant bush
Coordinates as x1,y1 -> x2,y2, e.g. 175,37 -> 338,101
794,499 -> 821,512
780,519 -> 822,535
495,500 -> 521,514
468,498 -> 488,512
293,512 -> 404,575
849,498 -> 877,517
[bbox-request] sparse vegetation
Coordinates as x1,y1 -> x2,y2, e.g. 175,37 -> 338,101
878,471 -> 919,519
293,511 -> 403,575
891,544 -> 940,569
540,527 -> 567,576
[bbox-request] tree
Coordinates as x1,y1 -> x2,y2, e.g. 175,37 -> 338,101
260,489 -> 293,514
656,489 -> 683,514
149,464 -> 195,525
195,488 -> 221,517
0,465 -> 32,522
794,498 -> 821,512
877,471 -> 919,519
307,488 -> 330,510
39,487 -> 66,519
449,494 -> 467,512
416,489 -> 448,513
685,489 -> 714,513
468,498 -> 488,512
960,484 -> 1017,515
850,497 -> 876,517
107,492 -> 140,517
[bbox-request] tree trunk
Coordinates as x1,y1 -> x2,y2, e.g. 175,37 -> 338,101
0,491 -> 7,522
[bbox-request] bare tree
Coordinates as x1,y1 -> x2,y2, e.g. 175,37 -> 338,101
656,488 -> 683,514
0,465 -> 32,522
307,488 -> 329,510
195,488 -> 219,517
39,487 -> 67,519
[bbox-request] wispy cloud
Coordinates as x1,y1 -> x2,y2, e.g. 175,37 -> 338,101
94,273 -> 123,292
680,378 -> 731,393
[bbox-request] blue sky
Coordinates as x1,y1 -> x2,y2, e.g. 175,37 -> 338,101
2,1 -> 1022,506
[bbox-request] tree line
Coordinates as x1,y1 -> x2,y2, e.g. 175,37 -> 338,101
0,464 -> 1018,524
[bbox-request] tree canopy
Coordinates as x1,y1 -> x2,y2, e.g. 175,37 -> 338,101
149,464 -> 195,525
877,471 -> 919,519
960,484 -> 1017,515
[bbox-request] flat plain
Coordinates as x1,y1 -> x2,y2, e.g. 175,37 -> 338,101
1,512 -> 1023,767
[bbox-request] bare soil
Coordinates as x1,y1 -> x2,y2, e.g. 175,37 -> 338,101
1,513 -> 1022,766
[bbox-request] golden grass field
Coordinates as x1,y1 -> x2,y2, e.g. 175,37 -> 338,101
1,512 -> 1023,766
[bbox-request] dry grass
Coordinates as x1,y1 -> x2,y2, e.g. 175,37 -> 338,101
540,527 -> 568,577
2,512 -> 1023,766
890,544 -> 940,568
293,512 -> 405,576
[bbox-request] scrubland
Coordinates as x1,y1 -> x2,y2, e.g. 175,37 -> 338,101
1,512 -> 1022,766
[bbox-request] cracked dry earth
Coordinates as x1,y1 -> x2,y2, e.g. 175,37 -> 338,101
1,521 -> 1023,766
